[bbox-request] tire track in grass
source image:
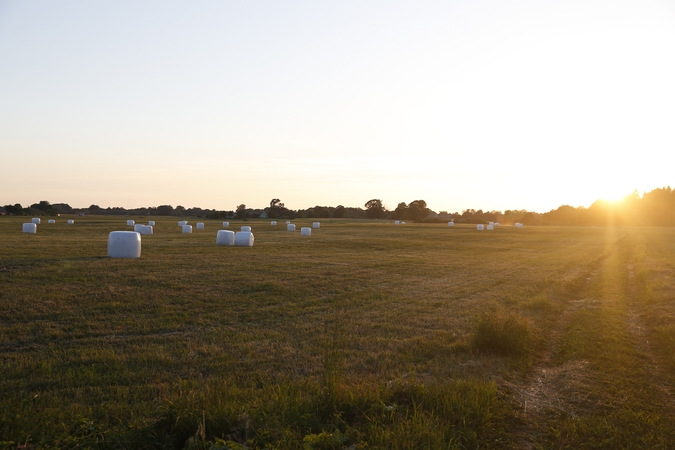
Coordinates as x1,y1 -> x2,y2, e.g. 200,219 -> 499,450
507,230 -> 675,448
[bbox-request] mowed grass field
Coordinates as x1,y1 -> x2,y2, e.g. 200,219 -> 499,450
2,217 -> 675,449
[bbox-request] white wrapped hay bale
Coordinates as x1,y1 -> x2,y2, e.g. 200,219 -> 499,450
487,224 -> 494,230
312,222 -> 320,229
477,224 -> 484,231
234,231 -> 254,246
127,220 -> 135,226
182,225 -> 192,233
48,219 -> 55,224
222,221 -> 229,227
108,231 -> 141,258
401,221 -> 406,225
140,225 -> 153,235
32,218 -> 40,224
241,225 -> 251,232
134,224 -> 143,232
286,221 -> 290,225
68,219 -> 74,224
448,222 -> 454,227
22,223 -> 37,233
494,222 -> 500,227
178,221 -> 187,226
271,221 -> 277,226
394,221 -> 400,225
196,222 -> 205,230
148,220 -> 155,226
301,227 -> 312,236
515,223 -> 523,228
489,222 -> 494,226
287,224 -> 296,231
216,230 -> 235,245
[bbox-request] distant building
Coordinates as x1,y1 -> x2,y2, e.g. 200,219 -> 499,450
0,207 -> 6,216
259,211 -> 268,219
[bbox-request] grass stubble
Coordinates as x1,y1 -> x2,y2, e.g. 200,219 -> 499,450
1,218 -> 674,448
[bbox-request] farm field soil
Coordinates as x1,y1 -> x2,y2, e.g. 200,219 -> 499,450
1,217 -> 675,449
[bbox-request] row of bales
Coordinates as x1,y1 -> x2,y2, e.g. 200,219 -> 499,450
108,220 -> 322,258
21,217 -> 75,233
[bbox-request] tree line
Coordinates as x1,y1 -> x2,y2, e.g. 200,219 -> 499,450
3,187 -> 675,226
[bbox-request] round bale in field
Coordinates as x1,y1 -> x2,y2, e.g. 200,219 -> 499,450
216,230 -> 235,245
134,224 -> 143,232
148,220 -> 155,226
301,227 -> 311,236
182,225 -> 192,233
477,224 -> 484,230
127,220 -> 135,226
241,226 -> 251,232
312,222 -> 320,229
287,224 -> 296,231
48,219 -> 55,224
108,231 -> 141,258
487,224 -> 494,230
23,223 -> 37,233
222,221 -> 229,227
234,231 -> 254,246
32,218 -> 40,224
140,225 -> 153,235
68,220 -> 74,224
271,221 -> 277,226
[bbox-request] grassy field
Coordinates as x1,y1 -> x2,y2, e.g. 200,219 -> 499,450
1,217 -> 675,449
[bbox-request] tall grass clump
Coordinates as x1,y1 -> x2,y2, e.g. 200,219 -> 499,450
472,311 -> 533,356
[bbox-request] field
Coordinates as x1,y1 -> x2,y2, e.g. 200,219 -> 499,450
1,217 -> 675,449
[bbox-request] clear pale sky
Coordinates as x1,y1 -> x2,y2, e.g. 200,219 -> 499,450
1,0 -> 674,213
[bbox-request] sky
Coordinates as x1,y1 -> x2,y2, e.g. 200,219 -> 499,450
1,0 -> 674,213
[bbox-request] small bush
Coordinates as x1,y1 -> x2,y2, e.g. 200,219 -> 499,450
472,311 -> 533,356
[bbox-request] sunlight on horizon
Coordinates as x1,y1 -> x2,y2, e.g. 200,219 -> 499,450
0,0 -> 673,213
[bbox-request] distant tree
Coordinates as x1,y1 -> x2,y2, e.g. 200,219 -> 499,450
333,205 -> 345,218
364,199 -> 385,219
156,205 -> 174,216
406,200 -> 429,221
4,204 -> 23,215
30,200 -> 56,216
236,204 -> 247,220
393,202 -> 407,220
174,205 -> 186,216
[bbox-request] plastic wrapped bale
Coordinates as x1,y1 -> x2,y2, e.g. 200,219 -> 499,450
134,224 -> 144,232
178,221 -> 187,227
287,224 -> 296,231
234,231 -> 254,246
222,221 -> 229,227
108,231 -> 141,258
216,230 -> 235,245
148,220 -> 155,226
448,222 -> 454,227
48,219 -> 55,224
182,225 -> 192,233
140,225 -> 153,235
477,224 -> 484,230
312,222 -> 320,229
22,223 -> 37,234
301,227 -> 312,236
196,222 -> 205,230
487,224 -> 494,230
494,222 -> 500,227
489,222 -> 494,226
286,221 -> 290,225
127,220 -> 135,226
241,226 -> 251,232
68,220 -> 74,224
271,221 -> 277,226
394,220 -> 400,225
31,218 -> 40,224
401,221 -> 406,225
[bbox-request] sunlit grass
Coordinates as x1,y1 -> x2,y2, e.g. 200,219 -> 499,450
1,217 -> 675,448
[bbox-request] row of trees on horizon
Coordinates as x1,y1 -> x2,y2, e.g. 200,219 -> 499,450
3,186 -> 675,226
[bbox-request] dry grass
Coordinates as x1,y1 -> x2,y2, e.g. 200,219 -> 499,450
1,218 -> 675,448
